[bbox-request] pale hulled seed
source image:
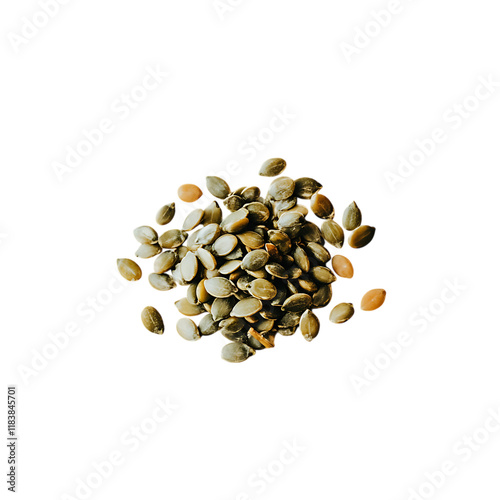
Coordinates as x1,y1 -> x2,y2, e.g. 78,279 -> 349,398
204,277 -> 238,298
349,225 -> 376,249
231,297 -> 263,318
360,289 -> 386,311
196,279 -> 211,303
221,342 -> 256,363
195,247 -> 217,271
159,229 -> 188,249
135,243 -> 162,259
218,260 -> 242,275
117,258 -> 142,281
259,158 -> 287,177
182,209 -> 205,231
153,251 -> 177,274
148,273 -> 177,291
176,318 -> 201,341
194,223 -> 221,245
342,201 -> 362,231
300,310 -> 320,342
332,255 -> 354,278
329,303 -> 355,323
156,203 -> 175,225
321,220 -> 344,248
178,184 -> 202,203
213,234 -> 238,256
206,176 -> 231,199
133,226 -> 158,244
202,201 -> 223,225
141,306 -> 164,334
247,279 -> 277,301
180,252 -> 198,282
175,298 -> 205,316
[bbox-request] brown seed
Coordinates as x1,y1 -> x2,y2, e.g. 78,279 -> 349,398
221,342 -> 256,363
244,202 -> 270,223
204,277 -> 238,298
176,318 -> 201,341
311,193 -> 334,219
156,203 -> 175,225
248,327 -> 274,348
241,186 -> 260,202
321,220 -> 344,248
159,229 -> 188,249
224,195 -> 245,212
268,230 -> 292,254
141,306 -> 164,334
329,303 -> 355,323
117,258 -> 142,281
294,177 -> 323,199
349,225 -> 376,249
196,279 -> 211,303
300,310 -> 320,342
361,289 -> 386,311
306,242 -> 331,264
342,201 -> 362,231
175,298 -> 205,316
135,243 -> 162,259
298,278 -> 318,293
182,209 -> 205,231
148,273 -> 177,291
231,297 -> 263,318
312,284 -> 332,308
259,158 -> 287,177
206,176 -> 231,199
293,246 -> 310,273
300,222 -> 323,243
178,184 -> 202,203
331,255 -> 354,278
153,251 -> 177,274
311,266 -> 336,284
268,177 -> 295,201
133,226 -> 158,244
281,293 -> 312,313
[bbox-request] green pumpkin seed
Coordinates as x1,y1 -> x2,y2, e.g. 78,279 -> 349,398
286,265 -> 303,279
321,220 -> 344,248
300,310 -> 320,341
265,263 -> 288,279
311,193 -> 334,219
281,293 -> 312,312
278,311 -> 301,328
300,222 -> 323,243
204,277 -> 238,298
148,273 -> 177,291
117,258 -> 142,281
277,326 -> 297,336
198,314 -> 220,336
268,177 -> 295,201
211,297 -> 236,321
221,342 -> 256,363
293,246 -> 310,272
219,317 -> 246,333
329,303 -> 355,323
259,158 -> 287,177
159,229 -> 188,249
348,225 -> 376,248
247,279 -> 277,300
293,177 -> 323,199
243,202 -> 270,223
133,226 -> 158,244
268,230 -> 292,254
241,249 -> 269,271
274,197 -> 297,212
342,201 -> 362,231
237,231 -> 264,249
135,243 -> 162,259
231,297 -> 263,317
224,195 -> 245,212
176,318 -> 201,341
206,176 -> 231,199
156,203 -> 175,225
141,306 -> 164,334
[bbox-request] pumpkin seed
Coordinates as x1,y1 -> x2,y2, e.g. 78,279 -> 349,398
332,255 -> 354,278
244,202 -> 270,223
361,289 -> 386,311
259,158 -> 286,177
300,222 -> 323,243
311,266 -> 336,284
300,310 -> 320,342
211,297 -> 236,321
198,314 -> 219,336
293,246 -> 310,272
254,318 -> 275,333
224,195 -> 245,212
281,293 -> 312,313
311,193 -> 334,219
274,197 -> 297,212
312,284 -> 332,308
278,311 -> 301,328
178,184 -> 202,203
156,203 -> 175,225
194,223 -> 221,245
221,342 -> 255,363
180,251 -> 198,282
159,229 -> 188,249
221,208 -> 249,233
237,231 -> 264,249
202,201 -> 223,225
117,258 -> 142,281
220,317 -> 246,333
268,230 -> 292,254
206,176 -> 231,199
148,273 -> 177,291
133,226 -> 158,244
342,201 -> 362,231
231,297 -> 263,317
153,251 -> 177,273
195,247 -> 217,271
306,242 -> 331,263
176,318 -> 201,341
182,209 -> 204,231
141,306 -> 164,334
196,279 -> 211,303
298,278 -> 318,293
175,298 -> 205,316
349,225 -> 376,249
219,260 -> 242,275
321,220 -> 344,248
265,263 -> 288,279
204,277 -> 237,298
135,243 -> 162,259
268,177 -> 295,201
294,177 -> 322,199
329,303 -> 355,323
241,249 -> 269,271
241,186 -> 260,202
277,326 -> 297,336
247,279 -> 277,300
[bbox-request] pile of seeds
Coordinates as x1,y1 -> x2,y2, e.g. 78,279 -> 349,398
117,158 -> 386,363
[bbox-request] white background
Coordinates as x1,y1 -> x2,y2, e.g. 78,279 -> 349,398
2,1 -> 500,499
